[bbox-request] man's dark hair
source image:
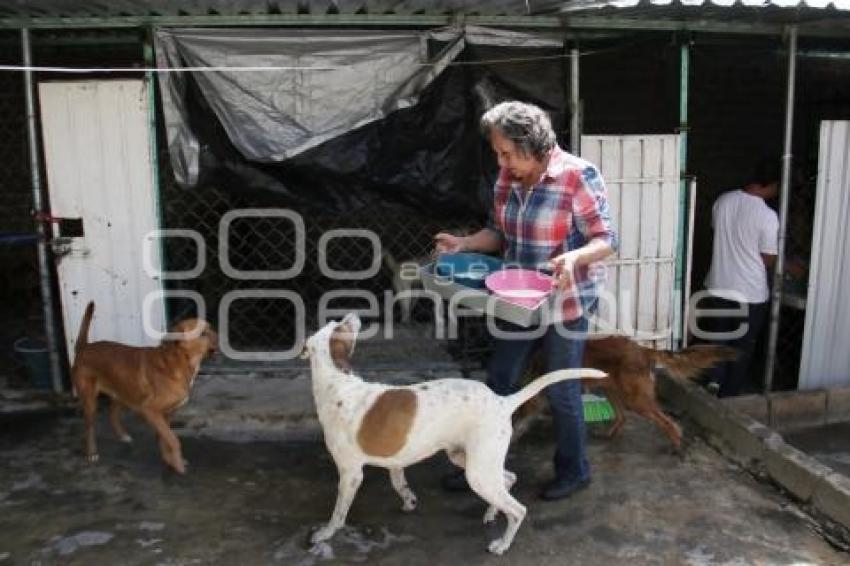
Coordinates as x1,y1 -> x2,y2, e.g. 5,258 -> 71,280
750,157 -> 782,187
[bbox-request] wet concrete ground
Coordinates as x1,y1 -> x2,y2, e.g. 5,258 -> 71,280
1,410 -> 847,565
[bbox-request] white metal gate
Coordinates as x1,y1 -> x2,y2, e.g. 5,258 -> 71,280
799,120 -> 850,389
39,80 -> 165,363
581,135 -> 681,348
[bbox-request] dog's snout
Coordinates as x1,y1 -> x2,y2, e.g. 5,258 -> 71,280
204,328 -> 219,355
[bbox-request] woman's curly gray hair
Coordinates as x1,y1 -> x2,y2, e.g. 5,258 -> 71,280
480,101 -> 556,161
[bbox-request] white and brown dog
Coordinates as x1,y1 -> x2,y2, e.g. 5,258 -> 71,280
302,313 -> 606,555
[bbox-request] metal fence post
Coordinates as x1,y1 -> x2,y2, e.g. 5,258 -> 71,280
764,25 -> 798,394
22,27 -> 64,392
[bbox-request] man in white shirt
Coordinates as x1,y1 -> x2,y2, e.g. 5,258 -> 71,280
700,159 -> 780,397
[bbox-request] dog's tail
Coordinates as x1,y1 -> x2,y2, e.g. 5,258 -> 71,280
647,344 -> 737,381
503,368 -> 606,414
75,301 -> 95,355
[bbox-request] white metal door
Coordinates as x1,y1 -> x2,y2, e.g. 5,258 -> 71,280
39,80 -> 165,363
581,135 -> 681,348
799,120 -> 850,389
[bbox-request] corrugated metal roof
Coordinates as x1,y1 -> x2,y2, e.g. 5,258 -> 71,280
0,1 -> 551,18
561,0 -> 850,24
562,0 -> 850,19
1,1 -> 848,34
0,0 -> 846,19
563,0 -> 850,9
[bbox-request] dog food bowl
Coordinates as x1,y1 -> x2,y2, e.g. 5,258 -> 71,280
485,269 -> 554,309
435,253 -> 504,288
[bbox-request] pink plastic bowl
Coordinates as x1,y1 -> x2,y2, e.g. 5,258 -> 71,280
485,269 -> 554,309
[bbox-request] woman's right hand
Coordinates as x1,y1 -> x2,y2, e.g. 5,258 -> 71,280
433,232 -> 467,257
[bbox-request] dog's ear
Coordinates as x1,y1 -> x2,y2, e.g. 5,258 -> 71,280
330,316 -> 360,373
337,313 -> 361,346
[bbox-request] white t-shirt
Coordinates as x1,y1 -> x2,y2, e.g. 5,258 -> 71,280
705,189 -> 779,304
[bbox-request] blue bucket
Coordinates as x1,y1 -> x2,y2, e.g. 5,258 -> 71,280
13,337 -> 52,390
435,252 -> 504,288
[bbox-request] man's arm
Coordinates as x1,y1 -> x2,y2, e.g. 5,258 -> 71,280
759,210 -> 779,271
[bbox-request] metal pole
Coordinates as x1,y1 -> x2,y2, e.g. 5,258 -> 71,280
682,177 -> 697,347
22,28 -> 64,393
764,25 -> 798,394
570,47 -> 580,154
674,38 -> 690,349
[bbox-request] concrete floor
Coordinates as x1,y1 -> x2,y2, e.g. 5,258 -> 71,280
785,421 -> 850,478
1,409 -> 847,565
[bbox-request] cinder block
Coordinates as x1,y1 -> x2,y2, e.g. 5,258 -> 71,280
724,394 -> 769,424
768,390 -> 827,431
762,436 -> 833,502
825,387 -> 850,424
715,412 -> 771,465
685,388 -> 730,437
813,472 -> 850,530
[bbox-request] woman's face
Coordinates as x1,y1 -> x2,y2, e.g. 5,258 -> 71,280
489,129 -> 545,184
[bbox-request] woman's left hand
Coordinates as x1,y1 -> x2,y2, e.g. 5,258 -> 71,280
548,252 -> 579,290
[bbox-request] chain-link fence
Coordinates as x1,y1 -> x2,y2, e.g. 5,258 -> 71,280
0,34 -> 44,388
158,161 -> 491,369
769,170 -> 817,392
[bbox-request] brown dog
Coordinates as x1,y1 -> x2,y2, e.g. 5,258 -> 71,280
71,302 -> 217,474
513,337 -> 736,450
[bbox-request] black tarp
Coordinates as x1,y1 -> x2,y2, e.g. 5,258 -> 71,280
156,27 -> 569,219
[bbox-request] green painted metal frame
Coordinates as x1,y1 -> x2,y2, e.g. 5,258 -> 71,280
674,39 -> 690,348
143,29 -> 169,326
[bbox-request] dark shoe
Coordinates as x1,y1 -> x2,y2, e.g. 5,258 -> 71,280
441,470 -> 470,492
539,477 -> 591,501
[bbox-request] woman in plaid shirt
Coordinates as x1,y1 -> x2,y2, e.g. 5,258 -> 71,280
435,101 -> 617,500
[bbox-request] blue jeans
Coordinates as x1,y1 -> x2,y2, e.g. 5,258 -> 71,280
486,314 -> 591,483
700,295 -> 769,397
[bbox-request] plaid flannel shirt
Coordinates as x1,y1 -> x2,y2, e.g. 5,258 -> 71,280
486,145 -> 618,323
